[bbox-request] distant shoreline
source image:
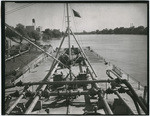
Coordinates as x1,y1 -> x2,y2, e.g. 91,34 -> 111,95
74,33 -> 147,35
74,26 -> 147,35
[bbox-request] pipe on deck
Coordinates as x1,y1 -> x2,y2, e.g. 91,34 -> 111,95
122,80 -> 147,114
102,98 -> 113,114
98,92 -> 113,115
47,90 -> 89,96
24,95 -> 40,114
13,79 -> 115,87
113,91 -> 134,114
5,49 -> 29,62
24,63 -> 58,114
73,47 -> 113,115
21,27 -> 67,114
5,92 -> 25,114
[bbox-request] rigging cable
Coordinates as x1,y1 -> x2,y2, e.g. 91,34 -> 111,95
6,3 -> 35,15
61,4 -> 66,32
6,4 -> 30,13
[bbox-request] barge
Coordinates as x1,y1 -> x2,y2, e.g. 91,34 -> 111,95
4,3 -> 148,115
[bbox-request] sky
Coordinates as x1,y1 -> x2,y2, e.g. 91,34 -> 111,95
5,2 -> 147,32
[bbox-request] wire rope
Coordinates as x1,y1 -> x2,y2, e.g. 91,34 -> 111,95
61,3 -> 66,32
6,3 -> 35,15
5,3 -> 30,13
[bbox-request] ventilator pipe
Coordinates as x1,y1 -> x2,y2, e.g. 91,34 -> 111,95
126,91 -> 141,114
122,80 -> 147,114
106,74 -> 142,114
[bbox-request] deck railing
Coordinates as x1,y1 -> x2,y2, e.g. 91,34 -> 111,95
90,47 -> 145,90
111,64 -> 144,89
85,47 -> 147,101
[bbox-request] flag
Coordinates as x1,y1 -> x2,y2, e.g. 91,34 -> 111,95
32,18 -> 35,23
72,9 -> 81,18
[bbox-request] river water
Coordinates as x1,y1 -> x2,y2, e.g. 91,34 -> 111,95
42,34 -> 147,86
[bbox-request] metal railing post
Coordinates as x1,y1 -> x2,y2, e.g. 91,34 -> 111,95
143,86 -> 147,103
106,82 -> 108,99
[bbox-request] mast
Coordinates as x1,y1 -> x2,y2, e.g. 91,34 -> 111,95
66,3 -> 72,80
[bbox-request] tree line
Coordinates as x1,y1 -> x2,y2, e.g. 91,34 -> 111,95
42,28 -> 63,41
5,23 -> 41,43
75,26 -> 147,35
5,23 -> 63,43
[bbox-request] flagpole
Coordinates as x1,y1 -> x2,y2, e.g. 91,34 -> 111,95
66,3 -> 72,80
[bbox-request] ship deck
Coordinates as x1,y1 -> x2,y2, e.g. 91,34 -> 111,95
5,47 -> 145,114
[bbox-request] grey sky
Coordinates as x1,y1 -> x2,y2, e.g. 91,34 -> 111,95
5,2 -> 147,32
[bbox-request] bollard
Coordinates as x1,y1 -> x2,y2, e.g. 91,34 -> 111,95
127,74 -> 129,81
138,82 -> 140,90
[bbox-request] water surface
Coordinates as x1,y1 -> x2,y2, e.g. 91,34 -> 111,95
43,34 -> 147,86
